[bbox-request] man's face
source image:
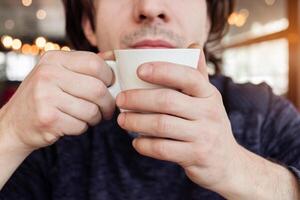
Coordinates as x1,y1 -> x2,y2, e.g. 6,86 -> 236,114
89,0 -> 210,51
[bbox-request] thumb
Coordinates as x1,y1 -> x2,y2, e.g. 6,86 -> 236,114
188,43 -> 209,81
98,51 -> 116,61
197,49 -> 209,81
97,51 -> 116,86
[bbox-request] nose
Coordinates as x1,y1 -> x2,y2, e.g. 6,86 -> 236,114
133,0 -> 170,24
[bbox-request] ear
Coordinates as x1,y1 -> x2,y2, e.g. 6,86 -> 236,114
82,15 -> 98,47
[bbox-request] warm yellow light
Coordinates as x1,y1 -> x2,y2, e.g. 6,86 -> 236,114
30,45 -> 40,56
235,16 -> 247,27
21,44 -> 31,54
36,9 -> 47,20
53,43 -> 60,50
35,37 -> 47,49
12,39 -> 22,50
22,0 -> 32,7
1,35 -> 13,48
228,12 -> 238,25
44,42 -> 55,51
228,9 -> 249,27
61,46 -> 71,51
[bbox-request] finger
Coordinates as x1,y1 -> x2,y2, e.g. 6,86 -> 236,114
56,65 -> 115,120
132,137 -> 194,166
56,110 -> 89,136
41,50 -> 114,86
197,49 -> 209,81
117,113 -> 197,141
56,90 -> 102,126
137,61 -> 214,97
98,51 -> 115,61
188,43 -> 208,81
116,88 -> 201,120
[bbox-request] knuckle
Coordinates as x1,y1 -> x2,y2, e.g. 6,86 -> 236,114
74,122 -> 88,135
158,90 -> 176,110
34,65 -> 57,84
121,91 -> 130,106
39,51 -> 60,63
88,81 -> 107,102
88,104 -> 99,119
36,108 -> 58,128
42,132 -> 59,145
92,81 -> 107,99
153,141 -> 168,158
81,123 -> 89,133
124,114 -> 134,130
86,54 -> 102,74
194,147 -> 208,165
156,115 -> 170,135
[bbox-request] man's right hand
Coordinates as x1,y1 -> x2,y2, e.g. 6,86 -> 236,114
0,50 -> 115,152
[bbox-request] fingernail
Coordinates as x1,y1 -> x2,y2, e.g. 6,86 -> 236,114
117,113 -> 125,126
138,64 -> 152,77
132,139 -> 137,148
109,67 -> 116,86
116,92 -> 125,106
188,43 -> 201,49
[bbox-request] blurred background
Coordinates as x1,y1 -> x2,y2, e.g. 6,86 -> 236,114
0,0 -> 300,108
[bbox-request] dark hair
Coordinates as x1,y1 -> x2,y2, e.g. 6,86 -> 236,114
62,0 -> 235,72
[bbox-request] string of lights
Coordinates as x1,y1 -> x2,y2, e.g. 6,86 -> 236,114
1,35 -> 71,56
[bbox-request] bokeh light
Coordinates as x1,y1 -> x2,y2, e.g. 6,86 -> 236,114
35,37 -> 47,49
21,0 -> 32,7
1,35 -> 13,48
12,39 -> 22,50
36,9 -> 47,20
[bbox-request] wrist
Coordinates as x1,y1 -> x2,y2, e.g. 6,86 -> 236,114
214,144 -> 300,200
0,105 -> 33,189
0,105 -> 33,156
209,144 -> 252,199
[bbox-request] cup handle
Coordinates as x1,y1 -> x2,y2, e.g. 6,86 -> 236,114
106,60 -> 121,98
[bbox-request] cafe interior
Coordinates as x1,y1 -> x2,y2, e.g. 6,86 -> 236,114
0,0 -> 300,109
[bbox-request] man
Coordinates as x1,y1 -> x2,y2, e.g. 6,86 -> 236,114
0,0 -> 299,199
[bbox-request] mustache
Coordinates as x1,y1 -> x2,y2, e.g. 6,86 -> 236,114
121,26 -> 186,47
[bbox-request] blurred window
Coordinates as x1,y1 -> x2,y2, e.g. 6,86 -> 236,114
222,0 -> 289,96
224,0 -> 288,43
6,52 -> 36,81
223,39 -> 288,95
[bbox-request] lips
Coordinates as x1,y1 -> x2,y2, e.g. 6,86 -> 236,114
131,40 -> 176,49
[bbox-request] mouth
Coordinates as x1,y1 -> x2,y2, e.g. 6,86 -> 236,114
130,40 -> 176,49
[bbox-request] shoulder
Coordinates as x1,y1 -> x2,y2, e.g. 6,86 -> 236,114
210,75 -> 285,116
211,75 -> 300,155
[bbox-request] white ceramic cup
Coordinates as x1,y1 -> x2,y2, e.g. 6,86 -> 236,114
107,48 -> 201,98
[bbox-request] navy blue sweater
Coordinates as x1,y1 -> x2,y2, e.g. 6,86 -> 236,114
1,75 -> 300,199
